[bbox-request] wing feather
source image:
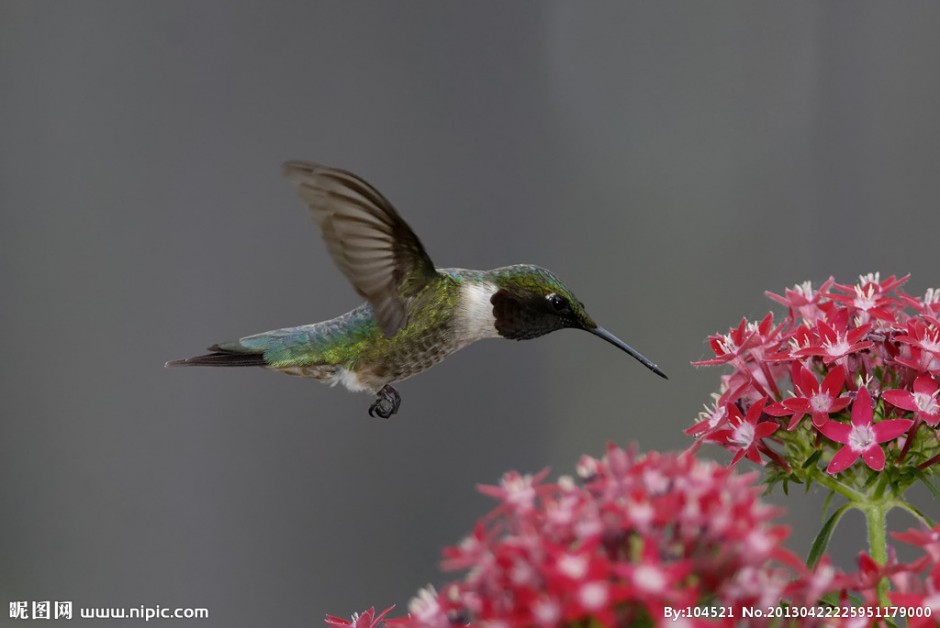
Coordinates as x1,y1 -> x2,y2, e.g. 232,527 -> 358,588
283,161 -> 438,337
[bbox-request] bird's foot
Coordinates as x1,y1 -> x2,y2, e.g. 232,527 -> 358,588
368,385 -> 401,419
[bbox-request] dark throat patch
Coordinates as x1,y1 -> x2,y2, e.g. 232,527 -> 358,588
491,288 -> 566,340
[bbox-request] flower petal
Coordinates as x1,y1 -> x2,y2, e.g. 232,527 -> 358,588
798,366 -> 820,396
882,389 -> 916,412
872,419 -> 915,442
827,446 -> 861,474
861,445 -> 886,471
786,413 -> 807,431
811,412 -> 830,428
755,422 -> 779,438
829,397 -> 852,413
765,401 -> 795,416
782,398 -> 812,413
821,365 -> 846,396
913,374 -> 938,395
745,397 -> 768,424
851,387 -> 873,427
818,420 -> 851,444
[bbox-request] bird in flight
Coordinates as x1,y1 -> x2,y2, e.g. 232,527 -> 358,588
167,162 -> 666,418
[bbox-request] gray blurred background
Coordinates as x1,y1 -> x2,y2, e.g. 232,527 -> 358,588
3,2 -> 940,625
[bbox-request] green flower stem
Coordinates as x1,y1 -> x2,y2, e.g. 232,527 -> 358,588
861,500 -> 891,606
808,465 -> 905,607
808,467 -> 864,502
871,470 -> 890,502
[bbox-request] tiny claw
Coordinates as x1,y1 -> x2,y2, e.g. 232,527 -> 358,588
368,384 -> 401,419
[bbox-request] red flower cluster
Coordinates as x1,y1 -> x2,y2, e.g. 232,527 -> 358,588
689,274 -> 940,480
333,447 -> 804,626
324,446 -> 940,627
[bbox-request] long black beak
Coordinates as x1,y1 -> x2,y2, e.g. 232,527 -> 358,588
588,326 -> 668,379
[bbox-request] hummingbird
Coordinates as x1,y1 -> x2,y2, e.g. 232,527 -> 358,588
167,161 -> 666,418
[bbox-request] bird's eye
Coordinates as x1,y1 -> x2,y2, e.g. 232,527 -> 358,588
546,293 -> 569,312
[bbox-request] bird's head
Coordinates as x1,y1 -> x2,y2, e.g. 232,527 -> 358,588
489,265 -> 666,378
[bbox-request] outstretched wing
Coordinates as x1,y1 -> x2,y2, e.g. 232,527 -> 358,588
283,161 -> 439,337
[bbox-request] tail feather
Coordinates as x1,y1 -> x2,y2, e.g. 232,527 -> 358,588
165,345 -> 267,368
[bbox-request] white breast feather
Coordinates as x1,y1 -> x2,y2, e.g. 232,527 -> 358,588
457,281 -> 500,341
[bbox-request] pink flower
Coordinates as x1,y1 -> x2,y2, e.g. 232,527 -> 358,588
766,364 -> 851,429
832,272 -> 909,300
882,374 -> 940,426
615,541 -> 696,620
707,398 -> 778,466
325,606 -> 394,628
895,318 -> 940,358
477,468 -> 550,515
826,274 -> 905,323
817,387 -> 913,473
387,448 -> 797,626
894,345 -> 940,375
766,278 -> 835,325
694,317 -> 761,366
685,400 -> 729,438
899,287 -> 940,318
792,310 -> 873,363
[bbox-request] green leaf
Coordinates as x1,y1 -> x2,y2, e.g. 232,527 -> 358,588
802,449 -> 823,469
808,503 -> 852,568
821,489 -> 836,522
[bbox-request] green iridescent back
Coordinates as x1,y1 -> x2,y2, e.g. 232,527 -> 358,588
224,272 -> 464,380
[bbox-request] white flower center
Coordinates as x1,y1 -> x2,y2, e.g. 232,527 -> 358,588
578,582 -> 609,611
914,391 -> 939,415
643,469 -> 669,493
509,559 -> 536,586
824,333 -> 852,358
793,281 -> 814,298
408,586 -> 441,620
634,564 -> 667,593
501,474 -> 536,511
731,422 -> 755,448
628,500 -> 654,527
707,405 -> 727,427
531,599 -> 561,624
925,592 -> 940,613
810,392 -> 832,413
921,328 -> 940,353
717,333 -> 737,355
746,529 -> 775,555
853,285 -> 877,311
848,424 -> 875,452
557,554 -> 588,579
